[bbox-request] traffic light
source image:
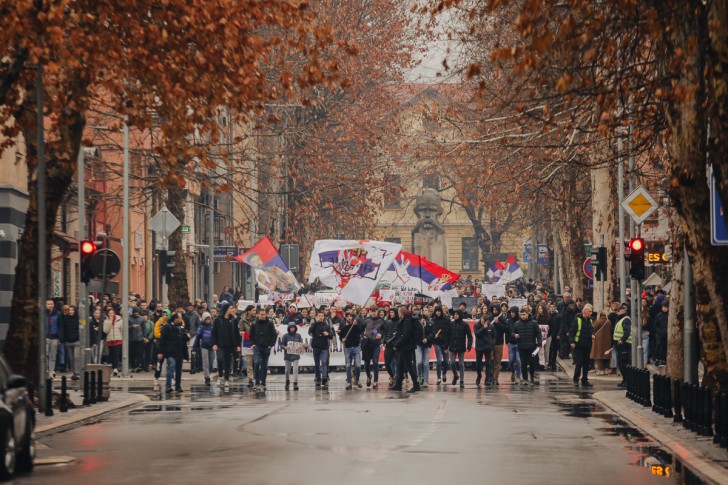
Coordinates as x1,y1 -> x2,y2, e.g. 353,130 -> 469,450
593,246 -> 607,281
80,240 -> 97,283
628,237 -> 645,281
159,250 -> 176,281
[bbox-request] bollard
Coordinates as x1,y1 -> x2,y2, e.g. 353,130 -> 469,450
703,387 -> 713,437
44,378 -> 54,417
97,369 -> 104,402
82,371 -> 90,406
673,380 -> 683,423
643,370 -> 652,408
683,383 -> 692,430
720,391 -> 728,448
89,371 -> 97,404
664,376 -> 673,418
625,366 -> 632,400
59,376 -> 68,413
714,391 -> 722,445
652,374 -> 659,413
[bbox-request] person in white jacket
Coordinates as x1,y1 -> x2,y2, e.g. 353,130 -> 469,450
104,308 -> 124,376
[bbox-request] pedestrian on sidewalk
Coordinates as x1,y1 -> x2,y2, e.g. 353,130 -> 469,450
238,305 -> 255,387
195,312 -> 215,385
62,305 -> 81,380
654,301 -> 669,366
448,309 -> 473,388
490,304 -> 507,384
89,308 -> 103,365
546,301 -> 561,371
45,299 -> 62,378
383,308 -> 400,388
514,306 -> 542,386
309,310 -> 333,389
613,304 -> 632,387
590,311 -> 612,375
104,307 -> 124,377
128,308 -> 145,372
280,324 -> 305,390
569,304 -> 595,387
158,312 -> 190,394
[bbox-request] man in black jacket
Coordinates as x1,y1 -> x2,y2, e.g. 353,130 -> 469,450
392,307 -> 419,393
158,312 -> 190,394
613,304 -> 632,387
490,304 -> 507,385
383,308 -> 400,387
448,309 -> 473,388
211,302 -> 242,388
547,301 -> 562,371
309,310 -> 334,389
514,306 -> 543,385
338,312 -> 364,389
415,307 -> 435,387
474,316 -> 496,386
251,307 -> 278,391
569,304 -> 594,387
431,306 -> 450,385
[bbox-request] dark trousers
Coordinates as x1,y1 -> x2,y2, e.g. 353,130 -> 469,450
476,349 -> 494,383
572,346 -> 591,382
655,333 -> 667,363
616,343 -> 632,381
143,341 -> 154,370
254,346 -> 271,386
109,344 -> 122,370
384,346 -> 397,378
548,337 -> 559,369
394,349 -> 417,387
217,349 -> 234,380
129,341 -> 144,369
559,336 -> 571,359
518,347 -> 537,380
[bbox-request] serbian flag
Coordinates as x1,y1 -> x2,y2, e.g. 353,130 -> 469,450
380,251 -> 460,298
487,260 -> 506,283
308,239 -> 401,306
233,237 -> 300,293
499,255 -> 524,283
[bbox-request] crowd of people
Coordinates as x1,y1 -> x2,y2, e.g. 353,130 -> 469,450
44,281 -> 671,394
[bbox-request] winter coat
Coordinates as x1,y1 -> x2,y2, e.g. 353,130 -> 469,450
362,317 -> 385,350
383,317 -> 400,348
492,313 -> 507,345
251,318 -> 277,348
211,315 -> 242,349
280,328 -> 304,361
474,321 -> 496,351
143,319 -> 155,341
432,314 -> 451,348
159,323 -> 188,358
590,316 -> 612,360
568,313 -> 594,349
448,318 -> 473,353
514,317 -> 542,350
416,317 -> 435,347
548,313 -> 562,339
338,321 -> 363,348
655,311 -> 669,336
394,316 -> 417,351
128,315 -> 145,342
195,321 -> 213,350
104,315 -> 124,343
308,321 -> 334,349
62,313 -> 80,343
89,317 -> 103,345
505,307 -> 519,345
46,310 -> 63,340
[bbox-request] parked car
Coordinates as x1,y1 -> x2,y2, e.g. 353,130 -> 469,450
0,355 -> 35,480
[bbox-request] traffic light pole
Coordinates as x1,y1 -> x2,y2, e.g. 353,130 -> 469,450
37,65 -> 48,413
121,121 -> 130,376
77,147 -> 88,362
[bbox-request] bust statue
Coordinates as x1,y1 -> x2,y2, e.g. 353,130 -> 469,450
412,188 -> 447,267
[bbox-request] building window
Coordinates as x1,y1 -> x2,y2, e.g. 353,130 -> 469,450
385,237 -> 401,245
384,175 -> 401,209
462,237 -> 479,271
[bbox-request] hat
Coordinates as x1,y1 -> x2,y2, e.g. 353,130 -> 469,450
661,301 -> 669,308
163,309 -> 171,319
287,323 -> 298,333
618,304 -> 629,312
219,301 -> 231,315
201,311 -> 212,321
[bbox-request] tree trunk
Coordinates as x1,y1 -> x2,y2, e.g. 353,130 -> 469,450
666,231 -> 685,381
4,87 -> 85,383
167,186 -> 190,308
590,151 -> 616,313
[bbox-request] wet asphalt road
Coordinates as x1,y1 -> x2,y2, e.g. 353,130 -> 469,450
19,372 -> 703,485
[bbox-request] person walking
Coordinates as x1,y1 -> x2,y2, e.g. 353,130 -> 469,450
383,308 -> 400,388
474,315 -> 496,386
362,308 -> 385,389
89,308 -> 103,365
158,312 -> 190,394
415,307 -> 434,388
448,309 -> 473,388
338,312 -> 364,390
45,300 -> 63,378
513,306 -> 543,386
250,307 -> 277,392
569,303 -> 595,387
547,301 -> 562,371
128,307 -> 145,372
309,310 -> 333,389
590,311 -> 612,375
654,301 -> 669,365
62,305 -> 81,380
431,306 -> 451,385
505,306 -> 522,384
212,302 -> 242,389
195,312 -> 215,385
104,307 -> 124,377
490,304 -> 507,385
613,304 -> 632,387
280,323 -> 305,390
392,307 -> 419,393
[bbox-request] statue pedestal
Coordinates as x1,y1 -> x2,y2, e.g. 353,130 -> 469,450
413,231 -> 447,268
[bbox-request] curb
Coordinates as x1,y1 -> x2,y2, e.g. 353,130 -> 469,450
556,357 -> 621,382
36,393 -> 149,436
592,390 -> 728,485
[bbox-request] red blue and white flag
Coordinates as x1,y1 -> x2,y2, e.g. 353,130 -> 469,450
233,237 -> 300,294
380,251 -> 460,298
487,255 -> 524,283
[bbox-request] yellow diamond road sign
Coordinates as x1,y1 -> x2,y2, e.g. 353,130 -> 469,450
622,186 -> 658,224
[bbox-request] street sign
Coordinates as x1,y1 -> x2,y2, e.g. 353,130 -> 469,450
89,248 -> 121,279
584,243 -> 592,257
280,244 -> 300,272
710,172 -> 728,245
536,244 -> 549,265
523,243 -> 532,263
149,207 -> 181,239
583,257 -> 594,280
214,246 -> 238,262
622,186 -> 658,225
181,225 -> 190,234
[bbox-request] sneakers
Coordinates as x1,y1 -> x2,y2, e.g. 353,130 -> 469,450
112,369 -> 119,377
315,380 -> 322,389
511,372 -> 516,383
437,378 -> 442,385
224,380 -> 230,389
367,376 -> 372,388
373,382 -> 378,389
573,380 -> 580,387
451,376 -> 459,386
582,381 -> 594,388
165,388 -> 173,394
321,379 -> 329,390
205,377 -> 211,385
355,380 -> 362,389
476,375 -> 482,386
422,382 -> 429,388
71,373 -> 80,381
293,382 -> 299,391
346,382 -> 353,390
248,379 -> 254,387
285,381 -> 290,391
459,381 -> 465,388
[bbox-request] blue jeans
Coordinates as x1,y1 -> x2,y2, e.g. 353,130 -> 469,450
641,331 -> 650,364
313,347 -> 329,381
434,344 -> 449,378
416,345 -> 431,382
508,343 -> 522,378
253,346 -> 271,386
165,356 -> 182,391
344,347 -> 361,382
364,345 -> 381,382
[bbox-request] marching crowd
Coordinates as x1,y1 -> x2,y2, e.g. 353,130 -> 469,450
44,281 -> 671,394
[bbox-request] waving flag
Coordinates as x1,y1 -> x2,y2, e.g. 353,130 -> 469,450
380,251 -> 460,298
487,260 -> 506,282
308,240 -> 401,306
233,237 -> 300,293
499,255 -> 524,283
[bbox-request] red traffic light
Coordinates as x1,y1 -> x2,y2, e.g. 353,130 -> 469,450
629,238 -> 644,252
80,240 -> 97,255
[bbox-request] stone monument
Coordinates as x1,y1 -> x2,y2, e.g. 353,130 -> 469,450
412,188 -> 448,267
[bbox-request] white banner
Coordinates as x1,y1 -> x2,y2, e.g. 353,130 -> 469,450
508,298 -> 528,309
308,239 -> 401,306
312,292 -> 337,308
378,289 -> 415,304
481,283 -> 507,299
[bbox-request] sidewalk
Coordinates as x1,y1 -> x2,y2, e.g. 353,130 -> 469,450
36,390 -> 149,436
593,390 -> 728,485
557,357 -> 622,383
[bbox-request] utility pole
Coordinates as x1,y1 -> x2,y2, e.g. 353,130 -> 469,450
208,187 -> 215,305
121,121 -> 130,376
37,65 -> 48,413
